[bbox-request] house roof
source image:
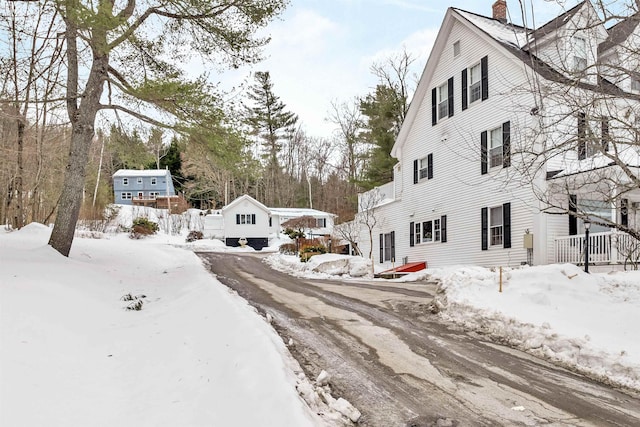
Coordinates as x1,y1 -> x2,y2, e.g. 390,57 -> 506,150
391,2 -> 637,160
598,11 -> 640,54
528,1 -> 586,41
269,207 -> 336,218
113,169 -> 171,177
222,194 -> 271,214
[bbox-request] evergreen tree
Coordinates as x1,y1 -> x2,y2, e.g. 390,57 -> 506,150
245,71 -> 298,206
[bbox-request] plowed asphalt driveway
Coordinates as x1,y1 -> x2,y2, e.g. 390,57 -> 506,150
197,252 -> 640,426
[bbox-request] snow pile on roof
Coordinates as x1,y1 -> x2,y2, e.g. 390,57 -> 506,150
554,148 -> 640,177
112,169 -> 171,177
270,207 -> 335,217
456,9 -> 529,48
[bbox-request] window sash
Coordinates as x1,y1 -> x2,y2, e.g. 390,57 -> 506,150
489,128 -> 503,167
573,37 -> 587,71
383,233 -> 393,261
122,178 -> 129,185
469,64 -> 481,103
417,219 -> 441,244
438,84 -> 448,119
151,178 -> 157,185
419,157 -> 429,179
490,206 -> 503,246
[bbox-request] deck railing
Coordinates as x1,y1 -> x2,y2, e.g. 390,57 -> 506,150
555,231 -> 640,266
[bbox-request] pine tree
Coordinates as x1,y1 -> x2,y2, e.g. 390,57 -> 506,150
245,71 -> 298,206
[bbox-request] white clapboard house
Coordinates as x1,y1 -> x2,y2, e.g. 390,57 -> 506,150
356,1 -> 640,269
203,194 -> 336,250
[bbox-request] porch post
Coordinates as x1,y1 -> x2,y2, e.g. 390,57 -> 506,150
610,187 -> 618,264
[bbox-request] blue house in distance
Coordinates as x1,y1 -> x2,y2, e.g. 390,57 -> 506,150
112,169 -> 176,206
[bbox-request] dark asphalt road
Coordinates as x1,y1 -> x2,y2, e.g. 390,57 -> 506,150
197,252 -> 640,427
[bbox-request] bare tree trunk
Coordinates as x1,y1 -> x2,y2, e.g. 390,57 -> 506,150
48,16 -> 106,256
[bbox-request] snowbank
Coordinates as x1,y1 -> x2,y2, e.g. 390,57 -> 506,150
266,253 -> 372,278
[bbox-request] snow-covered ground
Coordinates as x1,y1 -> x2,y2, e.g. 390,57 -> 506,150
268,253 -> 640,392
0,218 -> 350,426
3,204 -> 639,427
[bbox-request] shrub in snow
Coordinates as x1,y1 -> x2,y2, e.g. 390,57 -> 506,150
186,230 -> 204,242
279,243 -> 297,255
129,217 -> 159,239
121,293 -> 146,310
300,243 -> 327,262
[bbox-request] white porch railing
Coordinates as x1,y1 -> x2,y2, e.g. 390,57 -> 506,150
555,231 -> 640,265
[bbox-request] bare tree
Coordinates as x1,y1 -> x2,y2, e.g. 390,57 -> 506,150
14,0 -> 289,256
509,1 -> 640,239
355,188 -> 385,275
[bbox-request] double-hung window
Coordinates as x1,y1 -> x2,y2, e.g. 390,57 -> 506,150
122,178 -> 129,186
237,214 -> 256,225
632,77 -> 640,92
469,63 -> 482,103
151,178 -> 157,185
489,206 -> 503,246
137,178 -> 143,184
573,37 -> 587,71
438,83 -> 448,120
489,127 -> 503,168
419,157 -> 429,180
121,192 -> 132,200
414,219 -> 441,243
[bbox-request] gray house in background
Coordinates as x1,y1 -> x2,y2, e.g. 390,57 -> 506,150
112,169 -> 176,205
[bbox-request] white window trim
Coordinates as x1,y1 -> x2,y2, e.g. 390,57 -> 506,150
453,40 -> 460,57
121,192 -> 132,200
489,127 -> 503,168
415,218 -> 441,245
239,213 -> 254,225
489,206 -> 503,247
151,178 -> 157,185
419,156 -> 429,180
437,83 -> 448,120
468,63 -> 482,104
122,178 -> 129,186
137,178 -> 143,184
573,36 -> 587,72
382,232 -> 394,262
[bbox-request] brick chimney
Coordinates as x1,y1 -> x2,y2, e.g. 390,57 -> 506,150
492,0 -> 507,23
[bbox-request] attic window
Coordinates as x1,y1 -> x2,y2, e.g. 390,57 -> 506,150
453,41 -> 460,57
573,37 -> 587,71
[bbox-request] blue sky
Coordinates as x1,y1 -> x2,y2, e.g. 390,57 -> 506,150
225,0 -> 581,139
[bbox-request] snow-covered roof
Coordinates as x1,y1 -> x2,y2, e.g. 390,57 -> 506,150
269,207 -> 336,218
551,148 -> 640,178
455,9 -> 529,48
113,169 -> 170,177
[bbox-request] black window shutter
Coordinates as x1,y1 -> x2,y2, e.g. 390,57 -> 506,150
481,207 -> 488,250
601,117 -> 609,151
503,203 -> 511,249
427,153 -> 434,179
578,113 -> 586,160
441,215 -> 447,243
269,217 -> 272,227
413,159 -> 418,184
391,231 -> 396,262
431,88 -> 437,125
461,68 -> 468,111
481,131 -> 488,175
447,77 -> 454,117
251,214 -> 256,224
409,222 -> 415,247
621,198 -> 629,226
481,55 -> 489,101
236,214 -> 240,225
569,195 -> 578,235
502,121 -> 511,168
379,234 -> 384,263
